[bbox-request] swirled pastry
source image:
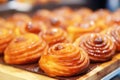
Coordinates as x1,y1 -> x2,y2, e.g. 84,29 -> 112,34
4,33 -> 48,64
53,7 -> 73,18
7,13 -> 31,34
107,14 -> 120,26
75,8 -> 93,18
33,9 -> 68,30
39,43 -> 89,77
94,9 -> 110,19
33,9 -> 52,21
84,9 -> 110,32
88,18 -> 107,33
67,21 -> 96,41
0,28 -> 13,54
103,26 -> 120,51
74,33 -> 116,62
8,13 -> 31,26
39,28 -> 70,46
0,17 -> 5,25
48,15 -> 68,30
25,21 -> 47,34
0,19 -> 16,37
112,9 -> 120,25
0,18 -> 13,30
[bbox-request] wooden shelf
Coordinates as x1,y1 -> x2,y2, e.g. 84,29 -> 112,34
0,53 -> 119,80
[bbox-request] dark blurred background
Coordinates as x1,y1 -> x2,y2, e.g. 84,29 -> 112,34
0,0 -> 120,17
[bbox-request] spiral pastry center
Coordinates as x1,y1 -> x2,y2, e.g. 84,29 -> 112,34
45,28 -> 58,35
54,45 -> 64,50
14,37 -> 26,43
50,18 -> 60,26
94,37 -> 103,44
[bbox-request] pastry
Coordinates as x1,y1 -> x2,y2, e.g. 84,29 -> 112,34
48,14 -> 68,30
39,43 -> 89,77
39,28 -> 70,46
0,18 -> 17,37
107,14 -> 120,26
53,7 -> 73,18
74,8 -> 93,18
4,33 -> 48,64
7,13 -> 31,34
112,9 -> 120,25
7,13 -> 31,26
0,17 -> 5,25
94,9 -> 110,19
25,21 -> 47,34
84,9 -> 110,32
67,21 -> 96,41
33,9 -> 68,30
33,9 -> 52,21
86,17 -> 107,33
103,26 -> 120,51
74,33 -> 116,62
0,27 -> 13,54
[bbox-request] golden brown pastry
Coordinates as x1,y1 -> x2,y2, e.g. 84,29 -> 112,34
53,7 -> 73,29
0,17 -> 5,25
4,33 -> 48,64
103,26 -> 120,51
94,9 -> 110,18
33,9 -> 68,30
85,14 -> 108,33
74,8 -> 93,18
0,28 -> 14,54
53,7 -> 73,18
67,14 -> 82,26
67,21 -> 96,41
39,43 -> 89,77
39,28 -> 70,46
0,18 -> 17,37
84,9 -> 110,32
74,33 -> 116,62
106,14 -> 120,26
33,9 -> 52,21
7,13 -> 31,34
25,21 -> 47,34
68,8 -> 92,26
48,14 -> 69,30
8,13 -> 31,26
2,21 -> 22,37
0,17 -> 15,29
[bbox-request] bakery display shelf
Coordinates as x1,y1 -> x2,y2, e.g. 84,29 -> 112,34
0,53 -> 119,80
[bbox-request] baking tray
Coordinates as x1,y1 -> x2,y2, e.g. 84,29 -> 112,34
0,53 -> 119,80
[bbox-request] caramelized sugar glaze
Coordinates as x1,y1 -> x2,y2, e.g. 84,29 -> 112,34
103,26 -> 120,51
0,28 -> 14,54
39,43 -> 89,77
0,7 -> 119,78
74,33 -> 116,62
4,33 -> 48,64
39,28 -> 70,46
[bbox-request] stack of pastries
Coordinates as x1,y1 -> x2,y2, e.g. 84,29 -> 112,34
0,7 -> 120,77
